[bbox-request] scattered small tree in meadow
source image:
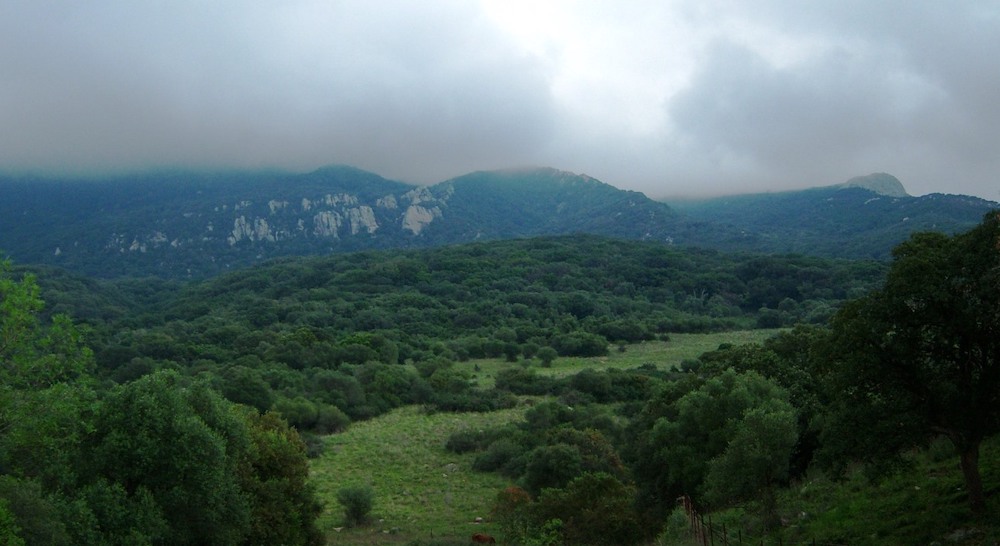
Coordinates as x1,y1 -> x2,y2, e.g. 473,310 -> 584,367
536,347 -> 557,368
336,485 -> 373,527
503,342 -> 520,362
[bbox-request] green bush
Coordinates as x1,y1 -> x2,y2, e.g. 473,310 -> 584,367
336,485 -> 374,527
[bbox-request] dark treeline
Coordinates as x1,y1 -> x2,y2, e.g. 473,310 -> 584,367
31,235 -> 884,432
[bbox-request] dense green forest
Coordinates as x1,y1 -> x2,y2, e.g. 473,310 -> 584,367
29,235 -> 885,431
2,213 -> 998,545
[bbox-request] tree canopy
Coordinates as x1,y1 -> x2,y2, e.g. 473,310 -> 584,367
819,211 -> 1000,513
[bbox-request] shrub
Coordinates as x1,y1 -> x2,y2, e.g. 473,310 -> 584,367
473,439 -> 529,477
445,429 -> 493,454
522,444 -> 583,495
336,485 -> 373,527
536,347 -> 558,367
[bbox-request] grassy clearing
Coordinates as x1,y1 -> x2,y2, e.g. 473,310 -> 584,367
311,405 -> 526,544
657,437 -> 1000,546
778,435 -> 1000,546
469,329 -> 783,387
309,330 -> 782,544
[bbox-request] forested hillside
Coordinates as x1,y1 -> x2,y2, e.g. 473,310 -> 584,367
0,167 -> 696,279
3,212 -> 999,545
27,236 -> 883,424
4,166 -> 995,279
668,180 -> 997,259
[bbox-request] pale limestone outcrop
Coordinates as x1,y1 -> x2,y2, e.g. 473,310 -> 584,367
377,195 -> 398,209
400,186 -> 446,235
268,200 -> 289,213
346,206 -> 379,235
402,205 -> 441,235
313,211 -> 342,237
403,186 -> 434,205
228,215 -> 277,245
323,193 -> 358,206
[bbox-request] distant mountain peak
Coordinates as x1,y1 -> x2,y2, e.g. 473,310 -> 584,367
838,172 -> 909,197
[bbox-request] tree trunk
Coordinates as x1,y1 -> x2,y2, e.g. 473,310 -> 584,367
958,441 -> 985,514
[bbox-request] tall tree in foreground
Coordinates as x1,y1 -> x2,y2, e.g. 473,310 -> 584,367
819,211 -> 1000,513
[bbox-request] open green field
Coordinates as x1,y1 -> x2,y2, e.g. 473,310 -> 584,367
468,329 -> 783,387
312,406 -> 526,544
310,329 -> 782,544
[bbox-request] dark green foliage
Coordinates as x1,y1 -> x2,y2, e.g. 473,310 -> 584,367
217,365 -> 274,412
444,429 -> 495,454
818,210 -> 1000,513
695,327 -> 825,477
490,473 -> 643,546
494,367 -> 560,396
536,346 -> 558,367
241,410 -> 325,546
550,331 -> 609,357
337,485 -> 374,527
11,234 -> 886,431
86,372 -> 253,545
523,444 -> 584,495
473,437 -> 532,478
0,477 -> 71,546
628,369 -> 796,525
533,472 -> 643,546
0,500 -> 22,546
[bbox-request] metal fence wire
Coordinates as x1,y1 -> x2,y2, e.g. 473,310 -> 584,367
677,495 -> 839,546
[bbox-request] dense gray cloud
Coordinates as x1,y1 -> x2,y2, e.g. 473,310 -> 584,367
1,1 -> 998,201
665,1 -> 1000,198
0,1 -> 555,182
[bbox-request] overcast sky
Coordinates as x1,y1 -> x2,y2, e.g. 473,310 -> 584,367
2,1 -> 999,200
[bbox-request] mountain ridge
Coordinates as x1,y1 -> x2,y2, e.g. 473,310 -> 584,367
836,172 -> 909,197
1,165 -> 995,279
666,174 -> 997,258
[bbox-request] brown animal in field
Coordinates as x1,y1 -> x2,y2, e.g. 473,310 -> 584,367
471,532 -> 496,544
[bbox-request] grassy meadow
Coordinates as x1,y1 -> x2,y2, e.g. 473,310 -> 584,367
309,329 -> 778,544
469,328 -> 783,387
657,435 -> 1000,546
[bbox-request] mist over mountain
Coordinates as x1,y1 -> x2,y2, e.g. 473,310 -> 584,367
1,166 -> 995,278
0,166 -> 689,278
667,173 -> 997,259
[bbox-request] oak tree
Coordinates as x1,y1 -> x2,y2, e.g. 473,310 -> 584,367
820,211 -> 1000,513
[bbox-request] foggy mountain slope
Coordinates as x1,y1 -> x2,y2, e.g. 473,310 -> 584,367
667,174 -> 998,259
420,168 -> 687,240
0,166 -> 695,279
1,167 -> 995,279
